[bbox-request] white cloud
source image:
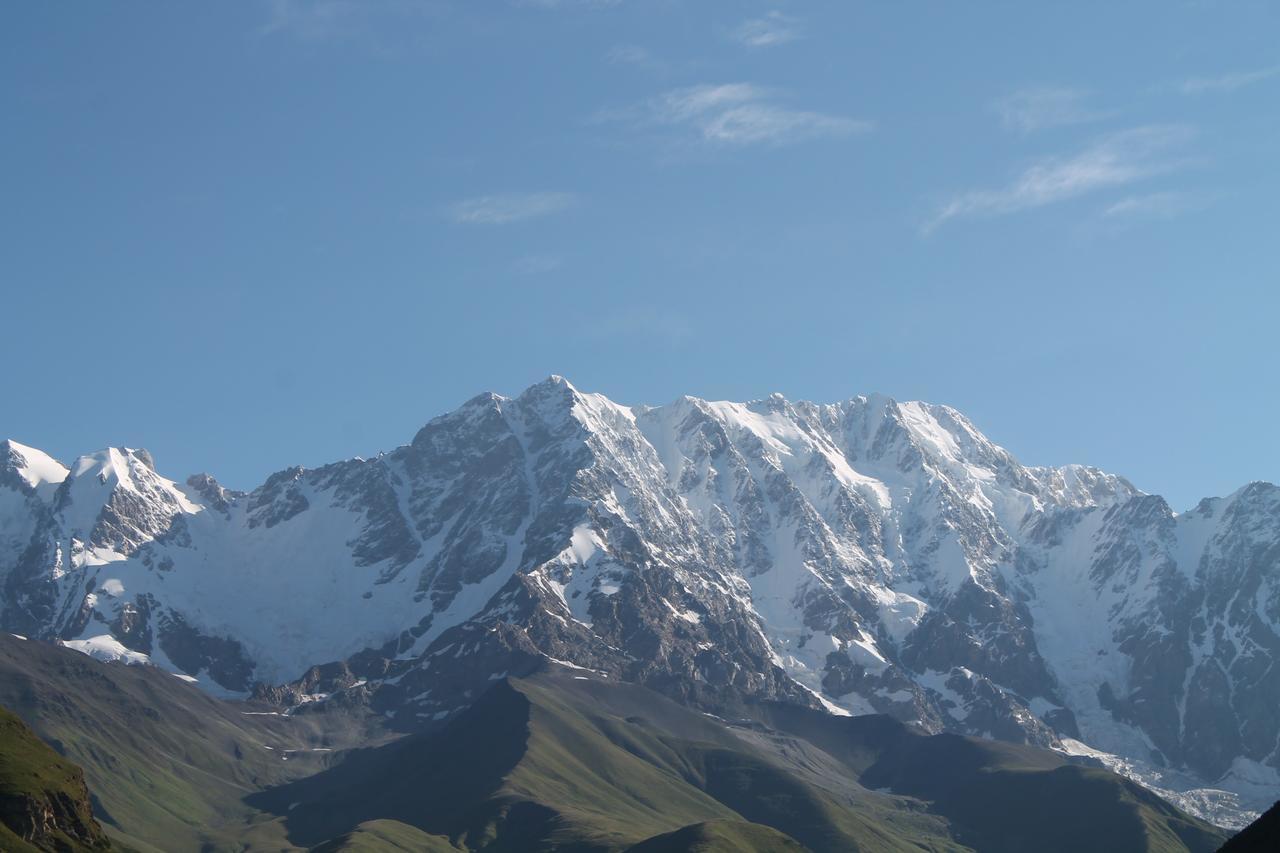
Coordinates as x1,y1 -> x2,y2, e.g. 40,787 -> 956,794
992,87 -> 1111,133
731,11 -> 803,48
605,44 -> 674,74
927,125 -> 1194,231
449,192 -> 577,225
656,83 -> 762,120
1179,64 -> 1280,94
607,83 -> 871,148
1101,191 -> 1198,220
259,0 -> 363,39
699,103 -> 861,145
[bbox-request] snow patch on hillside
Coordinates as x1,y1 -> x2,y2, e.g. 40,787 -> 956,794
62,634 -> 151,665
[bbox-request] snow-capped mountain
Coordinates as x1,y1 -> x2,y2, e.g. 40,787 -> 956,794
2,377 -> 1276,827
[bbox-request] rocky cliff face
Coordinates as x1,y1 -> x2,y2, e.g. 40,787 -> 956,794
1,378 -> 1276,827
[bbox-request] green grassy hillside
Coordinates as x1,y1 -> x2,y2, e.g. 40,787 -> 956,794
624,820 -> 807,852
312,819 -> 459,851
250,670 -> 1227,852
0,636 -> 1233,852
0,634 -> 381,852
249,673 -> 963,851
0,705 -> 111,852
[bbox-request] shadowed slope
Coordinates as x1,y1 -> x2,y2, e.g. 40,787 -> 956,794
754,700 -> 1226,853
250,670 -> 958,852
1218,800 -> 1280,852
251,669 -> 1227,852
624,820 -> 807,853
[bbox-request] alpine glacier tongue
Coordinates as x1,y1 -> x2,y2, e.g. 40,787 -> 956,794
0,378 -> 1275,828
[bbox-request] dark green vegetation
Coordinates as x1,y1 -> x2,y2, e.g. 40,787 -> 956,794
0,705 -> 110,852
0,635 -> 1231,852
1218,800 -> 1280,852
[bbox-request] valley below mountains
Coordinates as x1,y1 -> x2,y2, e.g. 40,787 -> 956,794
2,376 -> 1278,845
0,633 -> 1234,851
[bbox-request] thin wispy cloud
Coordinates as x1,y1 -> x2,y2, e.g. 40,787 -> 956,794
731,11 -> 803,48
992,87 -> 1111,133
259,0 -> 363,40
1101,191 -> 1199,220
927,125 -> 1195,231
1179,64 -> 1280,94
605,44 -> 671,74
603,83 -> 870,148
449,192 -> 577,225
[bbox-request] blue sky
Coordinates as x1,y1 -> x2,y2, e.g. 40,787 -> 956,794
3,1 -> 1278,510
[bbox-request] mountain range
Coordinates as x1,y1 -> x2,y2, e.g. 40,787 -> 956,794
2,377 -> 1277,833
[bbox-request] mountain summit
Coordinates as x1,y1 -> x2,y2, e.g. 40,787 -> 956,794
1,379 -> 1276,828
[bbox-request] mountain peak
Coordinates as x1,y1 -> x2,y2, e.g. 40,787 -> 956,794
524,374 -> 578,396
54,447 -> 200,550
762,391 -> 790,412
186,472 -> 242,513
514,374 -> 582,404
69,448 -> 158,485
450,378 -> 581,426
1,439 -> 69,498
